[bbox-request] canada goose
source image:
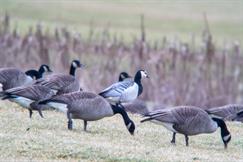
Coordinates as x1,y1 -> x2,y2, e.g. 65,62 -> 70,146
0,64 -> 51,91
99,70 -> 149,106
206,104 -> 243,121
39,91 -> 135,135
35,60 -> 83,95
0,85 -> 55,118
141,106 -> 231,149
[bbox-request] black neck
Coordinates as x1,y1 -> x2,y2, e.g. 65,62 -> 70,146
212,118 -> 230,140
69,65 -> 76,76
119,76 -> 124,82
111,105 -> 131,126
38,67 -> 45,78
25,70 -> 40,79
134,72 -> 143,96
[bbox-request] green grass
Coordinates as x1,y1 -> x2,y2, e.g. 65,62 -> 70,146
1,100 -> 243,161
0,0 -> 242,43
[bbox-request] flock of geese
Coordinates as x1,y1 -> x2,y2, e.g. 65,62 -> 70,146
0,59 -> 243,149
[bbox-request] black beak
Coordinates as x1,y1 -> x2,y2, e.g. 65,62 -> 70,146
80,64 -> 85,68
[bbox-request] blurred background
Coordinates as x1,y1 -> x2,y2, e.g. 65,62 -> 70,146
0,0 -> 242,107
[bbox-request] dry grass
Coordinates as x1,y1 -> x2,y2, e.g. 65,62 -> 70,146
1,100 -> 243,162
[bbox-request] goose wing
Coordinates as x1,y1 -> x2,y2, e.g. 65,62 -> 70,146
0,68 -> 31,90
142,106 -> 214,135
35,74 -> 79,93
99,80 -> 134,98
123,99 -> 148,115
40,91 -> 96,105
4,85 -> 54,101
206,104 -> 243,120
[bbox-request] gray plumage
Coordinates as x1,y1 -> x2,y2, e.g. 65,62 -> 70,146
123,99 -> 149,115
206,104 -> 243,121
36,74 -> 80,95
0,65 -> 51,91
141,106 -> 231,148
39,91 -> 135,135
99,70 -> 149,105
1,85 -> 55,118
99,80 -> 138,103
0,68 -> 33,91
35,60 -> 82,95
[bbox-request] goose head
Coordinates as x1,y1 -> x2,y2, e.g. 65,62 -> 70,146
119,72 -> 131,82
70,60 -> 84,76
71,60 -> 82,68
39,64 -> 52,73
140,70 -> 149,79
134,70 -> 149,83
126,120 -> 135,135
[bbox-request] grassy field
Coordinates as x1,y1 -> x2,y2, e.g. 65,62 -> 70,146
1,100 -> 243,161
0,0 -> 242,43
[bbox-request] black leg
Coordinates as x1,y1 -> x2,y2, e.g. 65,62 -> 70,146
119,103 -> 125,109
38,109 -> 44,118
29,109 -> 33,118
67,112 -> 73,130
185,135 -> 189,146
171,132 -> 176,144
83,120 -> 87,131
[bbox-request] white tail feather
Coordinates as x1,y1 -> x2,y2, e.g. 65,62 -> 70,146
10,97 -> 33,109
47,102 -> 68,113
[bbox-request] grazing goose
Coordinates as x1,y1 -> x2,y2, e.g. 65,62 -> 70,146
206,104 -> 243,121
39,91 -> 135,135
0,64 -> 51,91
35,60 -> 83,95
0,85 -> 55,118
99,70 -> 149,106
141,106 -> 231,148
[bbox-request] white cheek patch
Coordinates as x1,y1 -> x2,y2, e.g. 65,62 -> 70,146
141,71 -> 148,78
72,62 -> 78,68
126,122 -> 132,129
44,66 -> 48,72
223,134 -> 231,141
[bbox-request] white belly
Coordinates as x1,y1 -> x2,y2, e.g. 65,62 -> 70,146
25,76 -> 34,85
151,120 -> 178,133
47,102 -> 68,113
10,97 -> 33,109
